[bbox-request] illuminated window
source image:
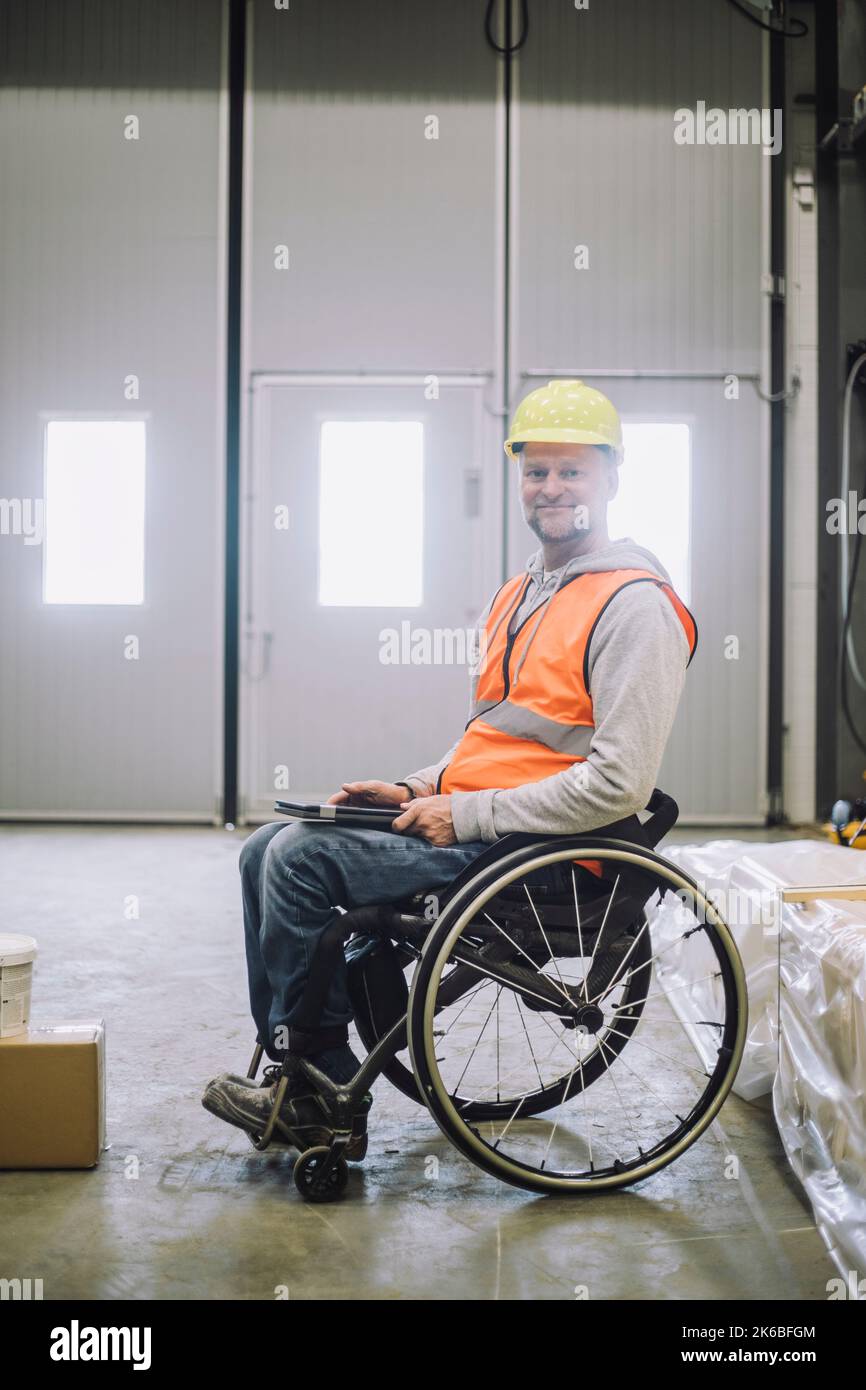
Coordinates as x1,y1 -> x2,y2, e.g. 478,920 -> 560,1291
611,422 -> 692,603
318,421 -> 424,606
43,420 -> 146,605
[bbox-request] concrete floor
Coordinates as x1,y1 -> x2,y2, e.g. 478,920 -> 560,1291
0,821 -> 836,1301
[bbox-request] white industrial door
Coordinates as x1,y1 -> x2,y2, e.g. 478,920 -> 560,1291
505,375 -> 768,824
240,377 -> 500,820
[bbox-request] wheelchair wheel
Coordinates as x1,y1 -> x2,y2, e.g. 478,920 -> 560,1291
353,916 -> 653,1122
407,838 -> 747,1194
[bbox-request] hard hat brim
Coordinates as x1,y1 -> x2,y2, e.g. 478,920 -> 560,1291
504,428 -> 622,461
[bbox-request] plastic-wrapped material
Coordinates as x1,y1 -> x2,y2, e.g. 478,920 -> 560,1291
772,893 -> 866,1288
646,838 -> 866,1284
647,840 -> 866,1099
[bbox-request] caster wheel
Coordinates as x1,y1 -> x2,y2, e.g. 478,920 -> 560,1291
293,1146 -> 349,1202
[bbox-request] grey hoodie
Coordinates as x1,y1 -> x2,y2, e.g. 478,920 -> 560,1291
400,538 -> 694,843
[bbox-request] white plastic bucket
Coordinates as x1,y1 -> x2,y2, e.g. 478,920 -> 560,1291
0,934 -> 38,1038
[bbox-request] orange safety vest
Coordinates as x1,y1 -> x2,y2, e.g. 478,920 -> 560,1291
438,568 -> 698,877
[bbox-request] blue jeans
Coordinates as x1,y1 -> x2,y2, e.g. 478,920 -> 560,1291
240,821 -> 490,1061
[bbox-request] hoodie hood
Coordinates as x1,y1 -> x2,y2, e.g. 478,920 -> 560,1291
501,537 -> 675,688
525,536 -> 674,585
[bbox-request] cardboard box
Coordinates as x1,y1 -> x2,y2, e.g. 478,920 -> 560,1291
0,1020 -> 105,1168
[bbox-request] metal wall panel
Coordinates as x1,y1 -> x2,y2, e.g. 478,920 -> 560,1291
513,0 -> 769,822
514,0 -> 765,375
0,0 -> 226,817
246,0 -> 499,373
241,1 -> 503,816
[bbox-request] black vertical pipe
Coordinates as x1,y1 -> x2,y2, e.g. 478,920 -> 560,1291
814,0 -> 840,817
766,23 -> 786,823
501,0 -> 514,584
223,0 -> 246,826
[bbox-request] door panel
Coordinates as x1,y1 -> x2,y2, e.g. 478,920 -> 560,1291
0,8 -> 225,820
240,379 -> 500,818
248,0 -> 498,375
506,376 -> 767,823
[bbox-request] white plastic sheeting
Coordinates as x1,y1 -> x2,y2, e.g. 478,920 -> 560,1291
649,838 -> 791,1101
646,838 -> 866,1286
773,887 -> 866,1289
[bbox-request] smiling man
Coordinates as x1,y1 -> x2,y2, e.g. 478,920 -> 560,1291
202,379 -> 697,1153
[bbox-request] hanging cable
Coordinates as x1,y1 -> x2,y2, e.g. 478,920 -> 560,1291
840,456 -> 866,756
485,0 -> 529,55
840,352 -> 866,694
724,0 -> 808,38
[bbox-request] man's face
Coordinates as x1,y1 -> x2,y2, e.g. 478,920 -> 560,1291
518,442 -> 617,543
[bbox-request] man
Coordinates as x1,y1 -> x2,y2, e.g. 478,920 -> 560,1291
202,379 -> 697,1154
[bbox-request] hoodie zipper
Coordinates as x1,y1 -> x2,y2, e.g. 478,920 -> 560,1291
498,570 -> 584,694
482,574 -> 535,712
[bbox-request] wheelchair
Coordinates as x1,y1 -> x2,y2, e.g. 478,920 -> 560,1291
244,789 -> 748,1202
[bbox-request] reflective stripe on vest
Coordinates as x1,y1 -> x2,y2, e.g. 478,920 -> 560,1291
470,699 -> 596,757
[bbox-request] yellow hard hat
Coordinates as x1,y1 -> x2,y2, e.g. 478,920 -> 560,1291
504,379 -> 623,463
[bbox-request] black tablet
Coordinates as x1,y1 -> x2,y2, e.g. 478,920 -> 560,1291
274,800 -> 401,831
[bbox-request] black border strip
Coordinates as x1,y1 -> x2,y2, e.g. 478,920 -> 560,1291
815,0 -> 840,817
501,0 -> 513,584
766,23 -> 786,824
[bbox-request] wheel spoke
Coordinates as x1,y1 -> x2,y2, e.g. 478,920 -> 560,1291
541,1060 -> 583,1169
515,994 -> 546,1091
609,970 -> 722,1013
603,1023 -> 714,1077
618,1007 -> 724,1032
456,952 -> 573,1011
451,988 -> 501,1092
595,1031 -> 689,1124
581,873 -> 621,996
571,865 -> 589,1000
586,906 -> 649,1005
523,882 -> 570,996
476,1031 -> 570,1116
438,980 -> 489,1036
482,911 -> 576,1007
595,1031 -> 644,1157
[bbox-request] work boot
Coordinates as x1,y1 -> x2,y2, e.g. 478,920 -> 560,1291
201,1052 -> 371,1161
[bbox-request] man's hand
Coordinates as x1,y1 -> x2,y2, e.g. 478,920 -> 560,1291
326,780 -> 412,808
392,794 -> 457,846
